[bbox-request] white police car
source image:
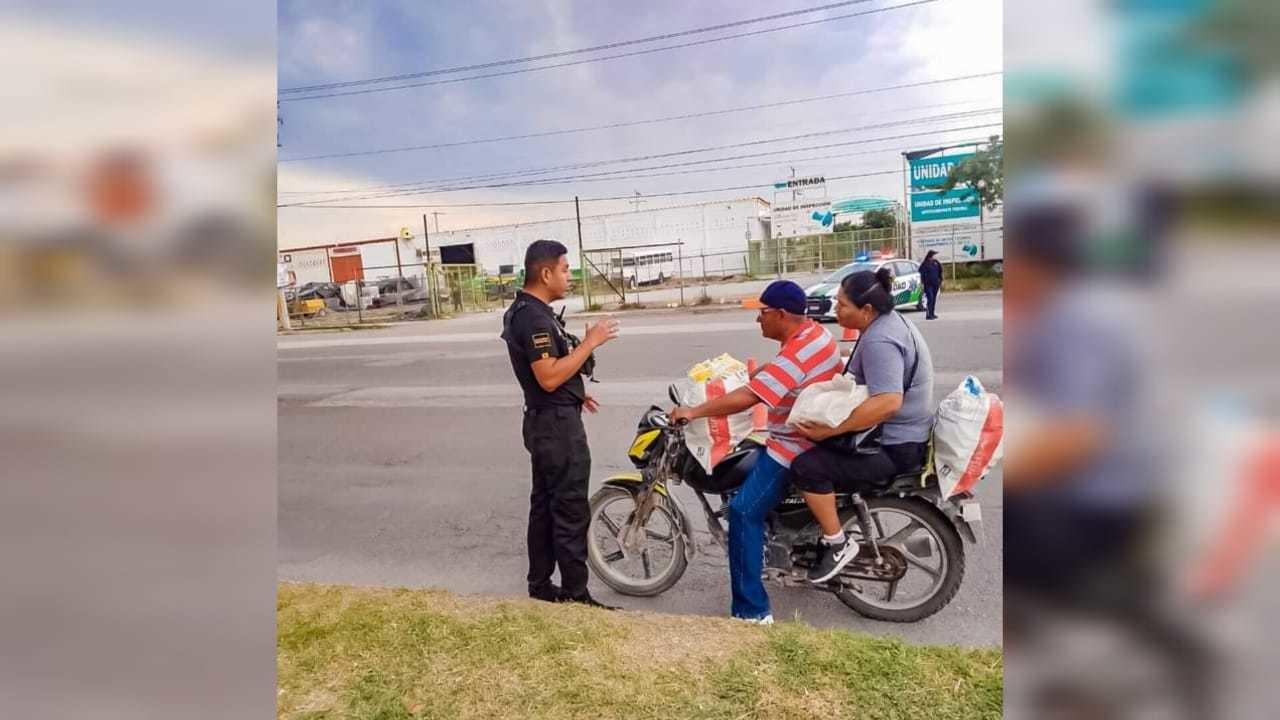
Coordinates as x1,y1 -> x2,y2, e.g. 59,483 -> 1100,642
804,254 -> 925,321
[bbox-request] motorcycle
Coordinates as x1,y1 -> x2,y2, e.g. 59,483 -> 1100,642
586,386 -> 986,622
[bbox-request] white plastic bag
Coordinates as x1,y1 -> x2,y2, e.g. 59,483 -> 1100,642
786,374 -> 868,428
932,376 -> 1004,498
680,359 -> 754,474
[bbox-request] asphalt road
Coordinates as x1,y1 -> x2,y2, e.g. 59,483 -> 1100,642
278,291 -> 1003,647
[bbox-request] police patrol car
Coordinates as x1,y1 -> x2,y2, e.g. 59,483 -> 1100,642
804,253 -> 924,321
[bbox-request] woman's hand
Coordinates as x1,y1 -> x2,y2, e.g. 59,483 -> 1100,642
793,420 -> 836,442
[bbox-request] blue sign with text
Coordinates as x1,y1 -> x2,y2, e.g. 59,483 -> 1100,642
909,153 -> 974,190
910,188 -> 981,222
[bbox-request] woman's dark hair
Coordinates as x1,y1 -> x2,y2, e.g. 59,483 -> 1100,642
840,268 -> 895,314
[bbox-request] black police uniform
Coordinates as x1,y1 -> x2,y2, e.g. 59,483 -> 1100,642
501,290 -> 592,600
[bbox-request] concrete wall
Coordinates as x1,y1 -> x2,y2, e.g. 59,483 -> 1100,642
280,247 -> 330,285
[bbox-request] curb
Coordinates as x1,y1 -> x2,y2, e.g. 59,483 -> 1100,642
571,300 -> 751,319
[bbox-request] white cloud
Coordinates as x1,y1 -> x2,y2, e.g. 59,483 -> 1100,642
277,0 -> 1006,235
280,13 -> 372,82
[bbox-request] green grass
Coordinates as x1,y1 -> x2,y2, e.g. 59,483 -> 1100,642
278,583 -> 1002,720
942,276 -> 1003,292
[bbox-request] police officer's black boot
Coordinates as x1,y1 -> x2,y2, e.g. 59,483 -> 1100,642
528,582 -> 564,603
558,591 -> 619,611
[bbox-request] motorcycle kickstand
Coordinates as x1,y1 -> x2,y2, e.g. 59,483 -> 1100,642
850,494 -> 884,564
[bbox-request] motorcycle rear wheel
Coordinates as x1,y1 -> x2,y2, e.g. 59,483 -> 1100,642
833,496 -> 965,622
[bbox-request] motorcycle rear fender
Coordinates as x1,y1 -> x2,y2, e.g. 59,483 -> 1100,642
602,473 -> 696,561
943,495 -> 983,545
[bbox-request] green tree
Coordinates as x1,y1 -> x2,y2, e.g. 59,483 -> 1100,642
941,135 -> 1003,210
860,208 -> 896,229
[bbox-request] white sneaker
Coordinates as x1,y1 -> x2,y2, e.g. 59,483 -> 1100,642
808,539 -> 860,584
741,614 -> 774,626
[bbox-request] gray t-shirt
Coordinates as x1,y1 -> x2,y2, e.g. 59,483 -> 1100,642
845,311 -> 934,444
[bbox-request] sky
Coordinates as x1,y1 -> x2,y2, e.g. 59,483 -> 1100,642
276,0 -> 1003,248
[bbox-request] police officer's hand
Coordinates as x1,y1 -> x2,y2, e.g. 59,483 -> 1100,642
583,395 -> 600,414
583,317 -> 619,349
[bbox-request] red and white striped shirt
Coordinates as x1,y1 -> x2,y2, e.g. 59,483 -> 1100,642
747,320 -> 843,467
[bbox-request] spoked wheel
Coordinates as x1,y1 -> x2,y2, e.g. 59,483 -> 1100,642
587,486 -> 688,596
833,496 -> 964,622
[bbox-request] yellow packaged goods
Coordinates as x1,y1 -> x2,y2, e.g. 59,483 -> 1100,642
687,361 -> 713,383
709,353 -> 746,378
686,353 -> 746,382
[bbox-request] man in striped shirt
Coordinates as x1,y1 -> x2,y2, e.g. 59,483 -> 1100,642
671,280 -> 842,623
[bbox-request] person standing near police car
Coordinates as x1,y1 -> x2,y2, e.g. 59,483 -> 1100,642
502,240 -> 620,609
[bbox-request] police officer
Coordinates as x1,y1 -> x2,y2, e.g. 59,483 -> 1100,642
501,240 -> 619,608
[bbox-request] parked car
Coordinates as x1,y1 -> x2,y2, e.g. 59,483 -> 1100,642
371,278 -> 429,307
804,255 -> 924,321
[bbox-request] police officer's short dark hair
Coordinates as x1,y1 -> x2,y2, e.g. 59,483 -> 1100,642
524,240 -> 568,285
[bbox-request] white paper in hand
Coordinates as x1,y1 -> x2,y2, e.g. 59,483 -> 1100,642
787,375 -> 868,428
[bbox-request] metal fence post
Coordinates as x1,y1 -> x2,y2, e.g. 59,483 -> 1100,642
356,279 -> 363,324
677,243 -> 685,306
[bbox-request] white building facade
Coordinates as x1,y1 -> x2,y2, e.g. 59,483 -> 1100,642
432,197 -> 771,275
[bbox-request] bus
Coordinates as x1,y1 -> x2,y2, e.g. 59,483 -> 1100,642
616,251 -> 676,288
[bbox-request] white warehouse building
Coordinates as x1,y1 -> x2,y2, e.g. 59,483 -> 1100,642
433,197 -> 771,275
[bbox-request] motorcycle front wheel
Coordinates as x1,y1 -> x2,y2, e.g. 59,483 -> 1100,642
587,485 -> 689,596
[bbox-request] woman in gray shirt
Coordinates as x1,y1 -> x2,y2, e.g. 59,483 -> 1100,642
791,267 -> 934,582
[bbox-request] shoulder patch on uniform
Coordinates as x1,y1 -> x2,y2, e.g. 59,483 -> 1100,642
532,332 -> 552,348
540,352 -> 550,359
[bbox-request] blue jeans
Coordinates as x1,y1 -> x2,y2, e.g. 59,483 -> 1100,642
727,451 -> 789,620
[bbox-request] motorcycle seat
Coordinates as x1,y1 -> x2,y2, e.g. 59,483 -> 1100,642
873,468 -> 929,495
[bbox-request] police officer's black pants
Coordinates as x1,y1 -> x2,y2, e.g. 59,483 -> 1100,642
522,405 -> 591,598
924,284 -> 940,318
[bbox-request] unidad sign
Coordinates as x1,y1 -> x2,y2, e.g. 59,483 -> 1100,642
909,153 -> 974,190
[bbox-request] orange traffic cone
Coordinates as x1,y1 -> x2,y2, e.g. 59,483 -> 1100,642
746,358 -> 767,431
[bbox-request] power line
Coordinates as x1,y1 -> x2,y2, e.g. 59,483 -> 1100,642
280,166 -> 912,210
278,108 -> 1001,205
281,130 -> 1002,210
280,0 -> 940,102
281,109 -> 1001,198
281,1 -> 878,94
435,127 -> 1004,190
278,71 -> 1000,164
295,121 -> 1001,202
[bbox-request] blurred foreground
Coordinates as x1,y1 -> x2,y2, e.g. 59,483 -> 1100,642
1005,1 -> 1280,717
0,7 -> 276,719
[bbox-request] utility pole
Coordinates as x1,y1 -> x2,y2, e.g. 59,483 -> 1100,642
431,211 -> 444,234
901,152 -> 913,260
575,195 -> 589,310
423,213 -> 439,318
628,191 -> 646,213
